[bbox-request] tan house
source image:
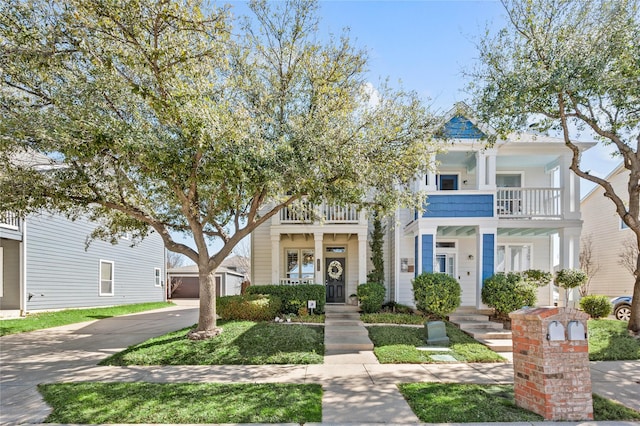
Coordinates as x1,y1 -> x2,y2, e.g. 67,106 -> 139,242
580,163 -> 635,298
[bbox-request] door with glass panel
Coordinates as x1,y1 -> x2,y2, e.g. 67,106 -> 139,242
325,258 -> 346,303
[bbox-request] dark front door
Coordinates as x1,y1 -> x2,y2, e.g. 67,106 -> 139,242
325,258 -> 346,303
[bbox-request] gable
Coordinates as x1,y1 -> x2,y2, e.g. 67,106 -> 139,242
441,115 -> 486,139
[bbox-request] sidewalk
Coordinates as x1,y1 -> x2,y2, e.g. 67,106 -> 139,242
1,301 -> 638,425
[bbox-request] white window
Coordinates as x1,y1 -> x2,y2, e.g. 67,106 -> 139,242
286,249 -> 315,281
435,241 -> 457,278
496,245 -> 531,272
99,260 -> 114,296
154,267 -> 162,287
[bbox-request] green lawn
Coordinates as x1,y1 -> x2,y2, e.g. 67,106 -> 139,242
0,302 -> 173,336
39,382 -> 322,424
101,321 -> 324,365
588,319 -> 640,361
367,323 -> 505,363
399,383 -> 640,423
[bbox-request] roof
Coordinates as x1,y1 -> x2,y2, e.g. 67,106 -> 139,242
581,162 -> 626,202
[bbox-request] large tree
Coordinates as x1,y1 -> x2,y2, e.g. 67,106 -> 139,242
0,0 -> 435,337
469,0 -> 640,335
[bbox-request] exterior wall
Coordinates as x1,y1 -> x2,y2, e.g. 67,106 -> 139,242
23,214 -> 165,311
224,273 -> 243,296
581,167 -> 635,297
0,239 -> 21,310
251,220 -> 272,285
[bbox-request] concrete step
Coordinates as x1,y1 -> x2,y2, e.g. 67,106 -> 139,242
325,334 -> 374,351
478,338 -> 513,352
454,320 -> 505,330
325,318 -> 363,326
325,305 -> 360,313
463,328 -> 513,340
448,314 -> 490,322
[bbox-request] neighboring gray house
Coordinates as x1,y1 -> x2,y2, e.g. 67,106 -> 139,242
167,264 -> 244,299
0,212 -> 166,317
0,151 -> 166,318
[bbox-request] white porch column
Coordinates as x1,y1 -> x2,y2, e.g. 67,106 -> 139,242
314,233 -> 324,285
558,227 -> 582,306
484,149 -> 497,189
358,231 -> 367,285
426,156 -> 437,191
560,155 -> 581,220
476,151 -> 486,189
271,235 -> 280,284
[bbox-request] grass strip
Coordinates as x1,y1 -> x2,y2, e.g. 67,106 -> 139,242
588,319 -> 640,361
0,302 -> 173,336
368,323 -> 504,363
399,383 -> 640,422
101,320 -> 324,365
39,382 -> 322,424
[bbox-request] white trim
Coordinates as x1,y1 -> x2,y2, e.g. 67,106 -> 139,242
99,259 -> 115,296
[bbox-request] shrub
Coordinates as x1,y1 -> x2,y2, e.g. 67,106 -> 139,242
357,282 -> 386,313
217,294 -> 282,321
555,269 -> 588,306
521,269 -> 553,287
246,284 -> 325,314
481,273 -> 537,319
412,273 -> 461,319
579,295 -> 612,319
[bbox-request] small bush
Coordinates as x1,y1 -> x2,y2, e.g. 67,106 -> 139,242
521,269 -> 553,287
217,294 -> 282,321
579,295 -> 612,319
357,282 -> 386,313
412,273 -> 461,319
246,284 -> 325,314
481,273 -> 537,319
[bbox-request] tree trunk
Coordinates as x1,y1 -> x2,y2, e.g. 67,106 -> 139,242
629,265 -> 640,336
187,264 -> 222,340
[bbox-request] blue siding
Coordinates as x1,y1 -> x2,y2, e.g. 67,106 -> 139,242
482,234 -> 495,283
421,234 -> 433,274
423,194 -> 494,218
442,115 -> 486,139
24,214 -> 165,310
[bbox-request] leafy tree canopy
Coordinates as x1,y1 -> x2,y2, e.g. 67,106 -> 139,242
0,0 -> 436,336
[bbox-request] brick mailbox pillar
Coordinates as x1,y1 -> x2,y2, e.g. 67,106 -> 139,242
509,307 -> 592,421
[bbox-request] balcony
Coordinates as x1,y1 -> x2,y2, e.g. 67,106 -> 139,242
497,188 -> 562,218
0,212 -> 20,230
279,202 -> 360,224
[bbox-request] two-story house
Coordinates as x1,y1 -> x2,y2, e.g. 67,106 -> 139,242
0,151 -> 166,317
250,103 -> 595,309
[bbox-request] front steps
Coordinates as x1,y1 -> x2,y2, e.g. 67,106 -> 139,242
324,304 -> 374,353
449,311 -> 513,352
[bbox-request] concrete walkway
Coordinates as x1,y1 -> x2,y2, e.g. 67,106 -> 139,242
1,300 -> 639,425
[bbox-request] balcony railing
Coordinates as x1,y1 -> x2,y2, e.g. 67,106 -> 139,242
0,212 -> 20,230
280,201 -> 360,224
497,188 -> 562,218
279,278 -> 315,285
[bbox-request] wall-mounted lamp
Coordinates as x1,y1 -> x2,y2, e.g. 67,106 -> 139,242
463,180 -> 468,185
468,254 -> 474,260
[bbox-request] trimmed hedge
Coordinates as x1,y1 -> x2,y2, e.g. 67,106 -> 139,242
412,272 -> 461,319
357,282 -> 386,313
481,273 -> 537,319
579,295 -> 612,319
246,284 -> 325,314
217,294 -> 282,321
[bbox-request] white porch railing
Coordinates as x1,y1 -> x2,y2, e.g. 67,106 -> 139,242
0,212 -> 20,229
497,188 -> 562,218
279,278 -> 315,285
280,201 -> 360,224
